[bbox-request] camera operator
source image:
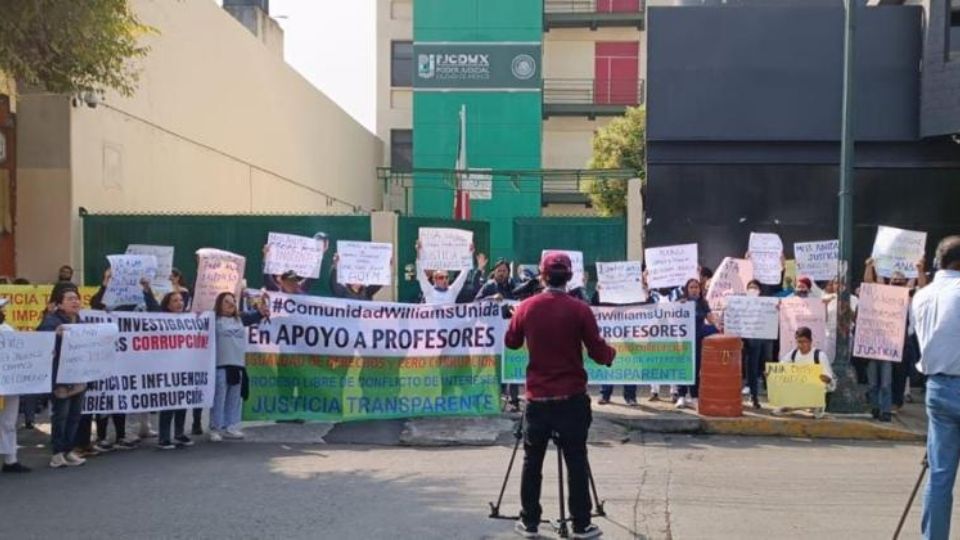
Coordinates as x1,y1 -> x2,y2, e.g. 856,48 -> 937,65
505,252 -> 615,539
913,235 -> 960,540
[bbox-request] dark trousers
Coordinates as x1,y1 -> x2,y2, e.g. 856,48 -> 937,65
75,414 -> 93,449
745,339 -> 773,400
678,341 -> 704,399
50,393 -> 84,455
521,394 -> 593,531
19,394 -> 39,423
501,384 -> 520,406
95,414 -> 126,441
159,409 -> 187,442
600,385 -> 637,401
192,408 -> 203,429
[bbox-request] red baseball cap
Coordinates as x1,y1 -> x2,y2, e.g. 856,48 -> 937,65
541,252 -> 572,274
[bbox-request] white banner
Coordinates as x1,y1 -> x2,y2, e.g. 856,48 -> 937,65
193,248 -> 246,313
337,241 -> 393,286
103,254 -> 157,307
596,261 -> 646,304
706,257 -> 754,312
541,250 -> 585,290
57,323 -> 119,384
853,283 -> 909,362
644,244 -> 698,289
462,168 -> 492,200
419,228 -> 473,270
126,244 -> 174,294
0,332 -> 55,395
871,226 -> 926,279
80,311 -> 216,414
794,240 -> 839,282
723,296 -> 780,340
264,232 -> 326,279
779,297 -> 827,355
749,233 -> 784,285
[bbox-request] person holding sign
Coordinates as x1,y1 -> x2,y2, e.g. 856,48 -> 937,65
209,291 -> 270,442
329,253 -> 384,301
37,286 -> 90,468
675,278 -> 718,410
505,252 -> 614,539
261,233 -> 327,295
775,327 -> 835,418
740,279 -> 777,410
0,300 -> 30,473
153,291 -> 197,450
912,236 -> 960,540
475,258 -> 519,301
415,240 -> 473,304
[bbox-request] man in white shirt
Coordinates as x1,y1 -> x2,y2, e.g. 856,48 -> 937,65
415,241 -> 473,304
775,326 -> 835,419
912,235 -> 960,540
0,298 -> 30,473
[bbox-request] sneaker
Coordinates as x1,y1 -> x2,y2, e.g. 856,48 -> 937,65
49,453 -> 68,469
157,440 -> 177,450
741,386 -> 750,396
223,429 -> 245,440
126,434 -> 142,445
175,435 -> 195,447
93,440 -> 115,453
2,462 -> 31,473
879,413 -> 893,423
625,398 -> 638,407
671,393 -> 680,404
514,520 -> 538,538
597,397 -> 611,405
751,398 -> 761,410
139,429 -> 158,439
648,393 -> 660,402
572,524 -> 603,539
65,451 -> 87,466
208,430 -> 223,443
813,408 -> 826,420
674,397 -> 687,409
78,446 -> 101,458
114,438 -> 138,451
191,425 -> 204,436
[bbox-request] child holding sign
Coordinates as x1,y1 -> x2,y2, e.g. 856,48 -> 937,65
775,327 -> 835,419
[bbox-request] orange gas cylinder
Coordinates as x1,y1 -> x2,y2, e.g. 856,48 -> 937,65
698,334 -> 744,417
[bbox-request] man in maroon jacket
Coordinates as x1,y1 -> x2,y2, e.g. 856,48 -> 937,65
505,252 -> 616,539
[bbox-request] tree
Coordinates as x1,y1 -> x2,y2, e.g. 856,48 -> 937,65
0,0 -> 153,97
582,106 -> 646,216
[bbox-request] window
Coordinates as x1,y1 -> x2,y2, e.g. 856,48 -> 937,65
951,0 -> 960,58
390,129 -> 413,172
391,41 -> 413,87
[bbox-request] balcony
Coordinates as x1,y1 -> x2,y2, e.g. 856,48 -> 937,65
543,78 -> 645,118
544,0 -> 645,31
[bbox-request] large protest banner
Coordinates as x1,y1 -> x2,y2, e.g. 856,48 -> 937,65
779,297 -> 827,354
542,250 -> 585,290
126,245 -> 174,294
0,285 -> 99,331
853,283 -> 910,362
723,296 -> 780,340
706,257 -> 753,312
418,228 -> 473,270
749,233 -> 784,285
595,261 -> 646,304
644,244 -> 698,289
80,311 -> 215,414
193,248 -> 246,313
264,232 -> 326,279
766,363 -> 825,409
0,332 -> 55,395
871,226 -> 926,278
502,302 -> 695,385
794,240 -> 839,282
244,294 -> 505,422
103,254 -> 158,307
57,323 -> 119,384
336,241 -> 393,286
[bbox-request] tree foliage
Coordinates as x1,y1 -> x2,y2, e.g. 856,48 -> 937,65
0,0 -> 153,96
583,106 -> 646,216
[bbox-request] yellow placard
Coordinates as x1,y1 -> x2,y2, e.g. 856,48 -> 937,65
782,259 -> 797,289
0,285 -> 100,331
766,362 -> 826,409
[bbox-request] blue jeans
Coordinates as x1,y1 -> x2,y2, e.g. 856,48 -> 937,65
923,374 -> 960,540
600,385 -> 637,401
50,393 -> 84,455
867,361 -> 893,415
211,369 -> 243,431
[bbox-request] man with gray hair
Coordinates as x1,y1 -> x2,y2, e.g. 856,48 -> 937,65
912,235 -> 960,540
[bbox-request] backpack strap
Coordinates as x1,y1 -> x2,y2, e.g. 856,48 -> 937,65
814,349 -> 821,365
790,349 -> 798,362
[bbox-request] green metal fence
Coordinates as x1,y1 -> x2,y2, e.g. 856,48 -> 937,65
513,216 -> 627,287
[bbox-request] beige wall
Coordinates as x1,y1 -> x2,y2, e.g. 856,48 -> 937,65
542,117 -> 615,169
543,27 -> 647,81
376,0 -> 414,166
17,0 -> 383,283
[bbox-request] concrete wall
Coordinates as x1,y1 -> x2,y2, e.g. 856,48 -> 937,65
376,0 -> 414,165
920,0 -> 960,136
16,0 -> 383,283
543,27 -> 646,80
542,117 -> 615,169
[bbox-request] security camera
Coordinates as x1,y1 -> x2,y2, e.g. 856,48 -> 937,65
82,91 -> 101,109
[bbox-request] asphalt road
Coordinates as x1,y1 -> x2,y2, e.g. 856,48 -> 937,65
0,433 -> 934,539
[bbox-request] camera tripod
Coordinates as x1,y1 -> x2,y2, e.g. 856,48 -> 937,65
488,410 -> 606,538
892,452 -> 928,540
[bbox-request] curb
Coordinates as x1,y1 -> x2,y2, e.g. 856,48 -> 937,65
699,416 -> 925,442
